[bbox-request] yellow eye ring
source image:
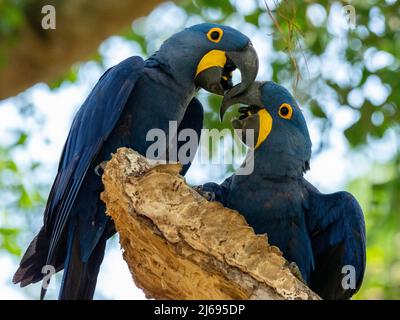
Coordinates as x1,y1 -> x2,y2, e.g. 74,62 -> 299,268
207,27 -> 223,43
278,103 -> 293,119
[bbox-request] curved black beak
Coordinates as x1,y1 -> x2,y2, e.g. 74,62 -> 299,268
231,108 -> 261,148
195,42 -> 259,98
220,81 -> 264,121
223,42 -> 259,104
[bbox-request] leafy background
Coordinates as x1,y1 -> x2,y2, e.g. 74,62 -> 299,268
0,0 -> 399,299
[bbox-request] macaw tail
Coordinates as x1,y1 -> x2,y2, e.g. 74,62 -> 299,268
58,222 -> 107,300
13,227 -> 52,287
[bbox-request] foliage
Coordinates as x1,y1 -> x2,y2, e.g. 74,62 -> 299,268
0,130 -> 45,256
0,0 -> 399,299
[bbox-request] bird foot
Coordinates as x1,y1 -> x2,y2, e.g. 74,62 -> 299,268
192,186 -> 216,202
288,262 -> 305,283
94,161 -> 108,176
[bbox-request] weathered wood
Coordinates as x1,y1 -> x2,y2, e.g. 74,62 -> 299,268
0,0 -> 166,99
101,147 -> 320,300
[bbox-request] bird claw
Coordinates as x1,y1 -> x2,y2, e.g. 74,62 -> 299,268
288,262 -> 305,283
94,161 -> 108,176
193,186 -> 216,202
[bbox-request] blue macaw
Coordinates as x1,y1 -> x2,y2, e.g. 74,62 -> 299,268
13,23 -> 259,299
201,81 -> 366,299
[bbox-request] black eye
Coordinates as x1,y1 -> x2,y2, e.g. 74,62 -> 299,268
278,103 -> 293,119
207,28 -> 223,43
210,31 -> 220,40
280,106 -> 289,116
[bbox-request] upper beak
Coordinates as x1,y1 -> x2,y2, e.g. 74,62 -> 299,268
220,81 -> 263,121
194,42 -> 259,97
223,42 -> 259,104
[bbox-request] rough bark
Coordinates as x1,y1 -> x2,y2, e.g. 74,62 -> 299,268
0,0 -> 166,100
100,147 -> 320,300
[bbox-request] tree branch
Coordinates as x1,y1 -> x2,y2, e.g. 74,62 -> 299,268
0,0 -> 166,100
100,148 -> 320,300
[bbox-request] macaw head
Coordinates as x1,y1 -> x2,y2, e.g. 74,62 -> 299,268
221,81 -> 312,178
148,23 -> 258,97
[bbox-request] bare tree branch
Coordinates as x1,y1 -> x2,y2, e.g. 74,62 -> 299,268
0,0 -> 167,100
100,148 -> 320,300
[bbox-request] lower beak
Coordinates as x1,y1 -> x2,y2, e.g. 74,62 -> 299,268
220,81 -> 263,121
194,42 -> 259,97
232,108 -> 272,149
194,68 -> 229,95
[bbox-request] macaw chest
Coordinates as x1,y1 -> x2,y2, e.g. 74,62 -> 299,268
225,178 -> 314,281
225,178 -> 308,244
227,178 -> 305,219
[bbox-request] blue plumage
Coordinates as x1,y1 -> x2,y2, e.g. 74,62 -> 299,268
202,81 -> 366,299
14,23 -> 259,299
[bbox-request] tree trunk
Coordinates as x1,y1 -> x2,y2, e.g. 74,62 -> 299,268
0,0 -> 167,100
100,147 -> 320,300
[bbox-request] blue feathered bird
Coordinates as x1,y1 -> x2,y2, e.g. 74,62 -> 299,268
13,23 -> 259,299
201,81 -> 366,299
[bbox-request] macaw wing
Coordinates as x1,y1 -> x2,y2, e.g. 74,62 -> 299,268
305,181 -> 366,299
44,56 -> 145,265
176,97 -> 204,176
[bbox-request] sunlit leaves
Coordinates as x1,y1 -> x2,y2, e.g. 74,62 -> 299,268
0,0 -> 399,299
348,159 -> 400,299
122,29 -> 148,55
244,8 -> 264,27
48,66 -> 79,90
0,105 -> 45,257
309,99 -> 327,119
0,0 -> 27,38
0,227 -> 21,255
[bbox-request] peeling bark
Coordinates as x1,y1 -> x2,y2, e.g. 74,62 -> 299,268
100,147 -> 320,300
0,0 -> 166,100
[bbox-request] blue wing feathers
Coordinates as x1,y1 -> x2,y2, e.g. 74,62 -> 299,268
14,57 -> 145,288
305,180 -> 366,299
44,57 -> 145,264
176,97 -> 204,176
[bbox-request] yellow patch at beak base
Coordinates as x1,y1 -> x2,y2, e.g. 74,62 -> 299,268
195,50 -> 227,77
255,109 -> 273,149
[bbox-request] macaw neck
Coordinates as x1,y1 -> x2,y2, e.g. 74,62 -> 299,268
145,49 -> 199,95
235,145 -> 309,182
141,54 -> 197,123
250,130 -> 311,179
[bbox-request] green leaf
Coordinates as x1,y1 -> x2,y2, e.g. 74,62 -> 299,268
48,67 -> 79,90
18,186 -> 32,209
244,9 -> 263,27
15,131 -> 27,146
309,100 -> 327,118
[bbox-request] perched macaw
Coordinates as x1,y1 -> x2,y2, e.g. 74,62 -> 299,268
201,81 -> 366,299
13,23 -> 259,300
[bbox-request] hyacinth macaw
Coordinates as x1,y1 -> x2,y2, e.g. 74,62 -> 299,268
201,81 -> 366,299
13,23 -> 259,299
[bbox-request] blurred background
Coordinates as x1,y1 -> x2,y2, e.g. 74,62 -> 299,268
0,0 -> 399,299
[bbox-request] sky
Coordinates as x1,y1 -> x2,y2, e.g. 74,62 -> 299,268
0,0 -> 397,300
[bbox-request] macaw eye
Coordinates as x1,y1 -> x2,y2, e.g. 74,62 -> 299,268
278,103 -> 293,120
207,28 -> 223,43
